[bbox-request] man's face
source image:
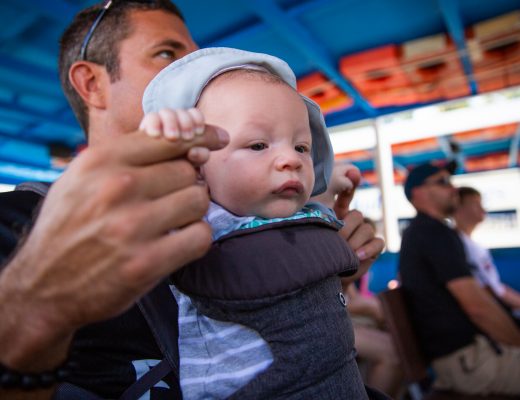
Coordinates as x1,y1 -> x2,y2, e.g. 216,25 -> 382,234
96,9 -> 198,142
417,170 -> 458,216
458,194 -> 486,225
198,75 -> 315,219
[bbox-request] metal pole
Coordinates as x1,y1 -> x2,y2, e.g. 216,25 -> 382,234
374,118 -> 401,252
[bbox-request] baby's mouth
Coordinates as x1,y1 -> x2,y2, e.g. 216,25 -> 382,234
274,181 -> 304,196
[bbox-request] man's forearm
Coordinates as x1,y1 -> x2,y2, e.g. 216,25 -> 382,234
0,253 -> 73,371
448,277 -> 520,346
0,259 -> 72,399
466,295 -> 520,346
502,285 -> 520,310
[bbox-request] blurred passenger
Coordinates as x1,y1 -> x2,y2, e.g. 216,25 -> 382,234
342,278 -> 404,398
454,186 -> 520,312
399,161 -> 520,396
317,167 -> 401,396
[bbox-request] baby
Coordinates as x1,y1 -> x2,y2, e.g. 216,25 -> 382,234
141,48 -> 364,399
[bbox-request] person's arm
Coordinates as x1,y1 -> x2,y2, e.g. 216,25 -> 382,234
343,282 -> 385,325
501,285 -> 520,310
0,126 -> 228,397
313,163 -> 385,282
447,277 -> 520,346
339,209 -> 384,282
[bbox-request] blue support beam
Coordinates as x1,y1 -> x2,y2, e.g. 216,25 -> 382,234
324,98 -> 449,127
437,0 -> 479,95
0,128 -> 72,149
437,135 -> 453,156
202,0 -> 336,48
0,13 -> 37,41
4,0 -> 77,24
509,123 -> 520,167
393,161 -> 408,175
0,159 -> 62,184
0,99 -> 77,130
238,0 -> 375,117
437,135 -> 465,173
0,133 -> 51,169
286,0 -> 337,17
0,53 -> 58,84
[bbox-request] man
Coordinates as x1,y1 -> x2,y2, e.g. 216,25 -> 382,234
454,186 -> 520,311
0,1 -> 384,399
399,161 -> 520,396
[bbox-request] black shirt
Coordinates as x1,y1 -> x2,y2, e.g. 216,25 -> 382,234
399,212 -> 479,360
0,188 -> 179,399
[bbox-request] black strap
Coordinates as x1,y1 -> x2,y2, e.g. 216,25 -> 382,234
119,359 -> 171,400
53,382 -> 102,400
135,281 -> 183,399
15,181 -> 52,197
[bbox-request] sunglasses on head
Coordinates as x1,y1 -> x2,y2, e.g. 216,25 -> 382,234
78,0 -> 156,61
424,176 -> 452,187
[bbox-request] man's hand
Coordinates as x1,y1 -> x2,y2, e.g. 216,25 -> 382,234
0,126 -> 228,371
313,163 -> 385,281
339,210 -> 385,280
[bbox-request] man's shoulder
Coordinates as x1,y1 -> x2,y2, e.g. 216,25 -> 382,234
0,186 -> 46,228
0,184 -> 49,265
404,212 -> 454,238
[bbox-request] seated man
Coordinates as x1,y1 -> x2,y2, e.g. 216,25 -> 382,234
398,161 -> 520,396
454,186 -> 520,312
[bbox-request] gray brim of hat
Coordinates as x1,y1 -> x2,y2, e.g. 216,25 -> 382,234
142,47 -> 333,196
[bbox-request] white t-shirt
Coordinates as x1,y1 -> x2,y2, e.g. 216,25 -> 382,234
459,231 -> 506,297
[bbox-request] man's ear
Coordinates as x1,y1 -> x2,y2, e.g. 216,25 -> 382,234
68,61 -> 109,109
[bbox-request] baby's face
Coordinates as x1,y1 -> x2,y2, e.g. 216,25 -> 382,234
198,73 -> 315,218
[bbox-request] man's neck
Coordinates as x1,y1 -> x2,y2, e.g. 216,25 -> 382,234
88,118 -> 126,146
455,219 -> 475,236
415,205 -> 448,222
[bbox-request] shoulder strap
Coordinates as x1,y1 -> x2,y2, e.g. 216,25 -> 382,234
117,282 -> 182,399
15,181 -> 52,196
137,282 -> 180,378
119,359 -> 171,400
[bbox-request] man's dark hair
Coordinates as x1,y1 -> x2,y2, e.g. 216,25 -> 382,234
457,186 -> 481,203
59,1 -> 184,134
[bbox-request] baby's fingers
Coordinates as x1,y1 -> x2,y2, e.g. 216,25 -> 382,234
140,113 -> 163,138
140,108 -> 206,142
177,108 -> 205,141
158,109 -> 181,141
187,108 -> 205,137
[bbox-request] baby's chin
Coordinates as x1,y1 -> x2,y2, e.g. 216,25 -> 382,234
249,203 -> 305,219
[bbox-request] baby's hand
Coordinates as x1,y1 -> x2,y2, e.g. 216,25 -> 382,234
139,108 -> 205,141
330,164 -> 361,220
139,108 -> 211,166
313,164 -> 359,205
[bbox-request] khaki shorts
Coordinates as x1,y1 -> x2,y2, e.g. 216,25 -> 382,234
432,335 -> 520,396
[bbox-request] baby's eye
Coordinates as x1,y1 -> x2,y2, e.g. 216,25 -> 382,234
250,143 -> 267,151
295,144 -> 310,153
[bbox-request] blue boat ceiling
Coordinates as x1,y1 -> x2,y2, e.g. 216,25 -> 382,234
0,0 -> 518,185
